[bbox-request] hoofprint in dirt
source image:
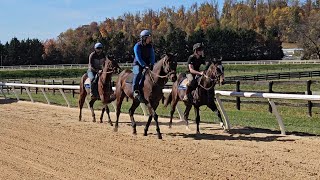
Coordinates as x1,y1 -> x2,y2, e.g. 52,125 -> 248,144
0,101 -> 319,180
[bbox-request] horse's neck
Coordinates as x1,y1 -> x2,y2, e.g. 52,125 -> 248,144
199,74 -> 214,89
100,72 -> 112,84
147,60 -> 167,87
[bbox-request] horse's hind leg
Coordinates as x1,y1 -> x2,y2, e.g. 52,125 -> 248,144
129,99 -> 140,135
89,99 -> 97,122
169,99 -> 178,129
207,103 -> 225,130
99,107 -> 105,123
184,104 -> 192,131
78,90 -> 87,121
194,106 -> 200,134
105,105 -> 113,126
114,92 -> 125,132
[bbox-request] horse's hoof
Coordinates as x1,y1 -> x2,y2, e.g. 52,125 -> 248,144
196,131 -> 200,134
108,121 -> 114,126
113,127 -> 118,132
143,132 -> 147,136
158,134 -> 163,139
169,124 -> 172,129
133,132 -> 137,135
100,120 -> 103,123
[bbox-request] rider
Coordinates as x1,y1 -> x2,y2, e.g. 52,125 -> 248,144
132,29 -> 155,102
87,42 -> 106,97
183,43 -> 206,102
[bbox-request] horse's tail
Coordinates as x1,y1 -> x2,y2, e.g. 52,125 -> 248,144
163,91 -> 173,108
78,74 -> 87,109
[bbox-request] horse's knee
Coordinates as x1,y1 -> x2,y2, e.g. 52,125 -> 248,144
153,113 -> 158,119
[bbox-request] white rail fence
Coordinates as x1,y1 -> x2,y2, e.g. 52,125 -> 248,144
1,82 -> 320,135
1,59 -> 320,70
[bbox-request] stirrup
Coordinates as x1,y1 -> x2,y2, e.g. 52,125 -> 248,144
133,90 -> 140,99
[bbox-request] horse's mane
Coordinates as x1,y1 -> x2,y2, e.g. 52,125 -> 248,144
206,61 -> 217,77
153,54 -> 166,71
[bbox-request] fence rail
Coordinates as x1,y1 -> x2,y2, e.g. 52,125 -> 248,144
1,59 -> 320,70
1,82 -> 320,135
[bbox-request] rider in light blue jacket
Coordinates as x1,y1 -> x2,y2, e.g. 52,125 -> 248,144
132,29 -> 155,102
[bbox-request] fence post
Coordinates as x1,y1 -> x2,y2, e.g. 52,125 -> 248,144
35,80 -> 38,94
62,80 -> 65,92
236,80 -> 240,110
268,81 -> 274,113
52,80 -> 55,95
72,80 -> 75,98
20,81 -> 23,94
307,80 -> 312,117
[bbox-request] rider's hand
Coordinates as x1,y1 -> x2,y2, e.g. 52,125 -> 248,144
199,71 -> 204,75
98,70 -> 103,73
144,66 -> 149,70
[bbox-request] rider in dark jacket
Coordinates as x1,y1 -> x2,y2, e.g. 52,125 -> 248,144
183,43 -> 206,102
87,42 -> 106,97
132,29 -> 155,102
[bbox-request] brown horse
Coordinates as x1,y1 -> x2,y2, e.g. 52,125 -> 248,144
114,53 -> 177,139
78,57 -> 121,124
164,60 -> 225,134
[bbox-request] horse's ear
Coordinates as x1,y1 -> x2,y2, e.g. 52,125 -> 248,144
161,54 -> 167,59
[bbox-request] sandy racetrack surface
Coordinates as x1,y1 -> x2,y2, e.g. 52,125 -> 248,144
1,100 -> 320,180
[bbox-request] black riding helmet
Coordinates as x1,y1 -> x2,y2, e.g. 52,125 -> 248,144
193,43 -> 204,52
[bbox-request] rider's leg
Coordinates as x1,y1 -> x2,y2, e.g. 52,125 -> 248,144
87,69 -> 97,97
132,65 -> 142,98
183,74 -> 195,102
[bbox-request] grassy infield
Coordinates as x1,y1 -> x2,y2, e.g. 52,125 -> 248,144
1,64 -> 320,135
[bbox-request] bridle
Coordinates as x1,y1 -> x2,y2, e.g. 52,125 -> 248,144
198,64 -> 224,90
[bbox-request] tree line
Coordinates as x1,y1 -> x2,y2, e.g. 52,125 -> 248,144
0,0 -> 319,66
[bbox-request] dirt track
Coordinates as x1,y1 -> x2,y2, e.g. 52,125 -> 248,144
1,100 -> 320,180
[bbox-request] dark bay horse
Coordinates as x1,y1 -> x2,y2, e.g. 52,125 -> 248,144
114,53 -> 177,139
164,60 -> 225,134
78,57 -> 121,124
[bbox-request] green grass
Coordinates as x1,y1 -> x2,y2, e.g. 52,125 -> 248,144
3,90 -> 320,135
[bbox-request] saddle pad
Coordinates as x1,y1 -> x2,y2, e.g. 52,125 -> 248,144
178,78 -> 189,90
84,78 -> 91,89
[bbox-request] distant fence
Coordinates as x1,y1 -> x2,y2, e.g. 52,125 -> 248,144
1,59 -> 320,70
1,82 -> 320,135
226,71 -> 320,81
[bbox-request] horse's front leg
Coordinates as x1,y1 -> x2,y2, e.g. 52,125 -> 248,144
89,99 -> 97,122
144,102 -> 162,139
194,106 -> 200,134
207,103 -> 225,130
100,107 -> 105,123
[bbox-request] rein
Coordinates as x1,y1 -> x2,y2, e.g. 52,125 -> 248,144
197,68 -> 222,91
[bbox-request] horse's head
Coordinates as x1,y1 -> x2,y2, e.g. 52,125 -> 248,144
161,53 -> 177,82
103,56 -> 122,74
206,58 -> 225,85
